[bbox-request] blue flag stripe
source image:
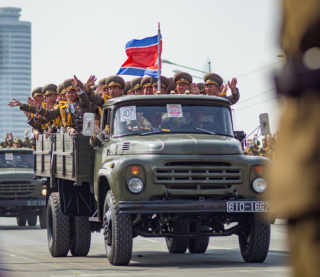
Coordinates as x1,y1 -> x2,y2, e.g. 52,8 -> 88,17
125,34 -> 162,49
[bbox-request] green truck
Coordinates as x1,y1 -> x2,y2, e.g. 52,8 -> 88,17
35,94 -> 272,265
0,148 -> 47,228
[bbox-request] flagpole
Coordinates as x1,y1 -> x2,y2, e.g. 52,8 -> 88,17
157,22 -> 161,93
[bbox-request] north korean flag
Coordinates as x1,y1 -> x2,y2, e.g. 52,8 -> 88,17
117,34 -> 162,78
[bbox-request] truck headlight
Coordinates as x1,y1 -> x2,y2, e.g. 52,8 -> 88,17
252,178 -> 267,193
127,177 -> 144,194
41,189 -> 47,196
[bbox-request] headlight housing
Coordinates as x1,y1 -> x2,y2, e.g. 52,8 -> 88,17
127,177 -> 144,194
252,178 -> 267,193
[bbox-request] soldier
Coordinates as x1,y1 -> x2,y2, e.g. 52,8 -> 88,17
150,76 -> 170,94
9,77 -> 91,136
123,81 -> 134,95
57,83 -> 67,102
86,75 -> 125,107
130,77 -> 144,95
204,73 -> 239,105
197,83 -> 205,95
259,138 -> 270,158
12,137 -> 22,148
173,72 -> 192,94
141,76 -> 153,95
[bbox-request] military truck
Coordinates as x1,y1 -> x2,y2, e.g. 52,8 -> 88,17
0,148 -> 47,228
36,95 -> 272,265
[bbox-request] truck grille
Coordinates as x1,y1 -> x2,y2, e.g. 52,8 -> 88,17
0,181 -> 36,198
154,162 -> 242,186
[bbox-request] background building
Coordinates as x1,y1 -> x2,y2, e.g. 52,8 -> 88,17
0,7 -> 31,140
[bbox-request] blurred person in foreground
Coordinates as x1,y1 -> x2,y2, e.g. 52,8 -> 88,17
267,0 -> 320,276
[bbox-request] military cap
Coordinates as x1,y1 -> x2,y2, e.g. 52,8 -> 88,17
123,81 -> 132,95
0,141 -> 7,147
98,78 -> 107,88
13,137 -> 22,145
197,83 -> 205,94
32,87 -> 43,98
141,76 -> 152,88
150,76 -> 170,88
131,77 -> 143,90
42,84 -> 57,96
166,81 -> 176,94
204,73 -> 223,87
63,78 -> 83,91
106,76 -> 125,89
173,72 -> 192,85
57,83 -> 65,95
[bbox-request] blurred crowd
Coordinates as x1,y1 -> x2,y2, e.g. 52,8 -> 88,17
0,131 -> 34,149
244,132 -> 278,160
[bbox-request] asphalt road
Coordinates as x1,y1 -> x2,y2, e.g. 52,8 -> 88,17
0,217 -> 291,277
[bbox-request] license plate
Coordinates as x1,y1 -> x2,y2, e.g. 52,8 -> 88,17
27,200 -> 46,206
227,201 -> 271,212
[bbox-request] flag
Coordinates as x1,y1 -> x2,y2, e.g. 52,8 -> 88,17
117,34 -> 162,78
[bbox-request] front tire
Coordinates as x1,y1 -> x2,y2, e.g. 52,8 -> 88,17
103,191 -> 132,265
238,213 -> 270,263
165,221 -> 189,253
70,216 -> 91,257
47,192 -> 70,257
188,223 -> 210,253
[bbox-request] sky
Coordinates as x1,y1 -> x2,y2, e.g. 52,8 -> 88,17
1,0 -> 283,137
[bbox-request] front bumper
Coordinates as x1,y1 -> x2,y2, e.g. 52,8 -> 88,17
0,199 -> 46,207
119,199 -> 271,214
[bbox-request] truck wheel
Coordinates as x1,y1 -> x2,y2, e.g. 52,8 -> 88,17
39,207 -> 47,229
188,223 -> 210,253
28,215 -> 37,226
16,216 -> 26,226
165,221 -> 189,253
238,213 -> 270,263
70,216 -> 91,257
47,192 -> 70,257
103,191 -> 132,265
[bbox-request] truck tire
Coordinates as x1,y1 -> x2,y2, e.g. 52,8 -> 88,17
16,215 -> 26,226
238,213 -> 270,263
70,216 -> 91,257
28,215 -> 37,226
47,192 -> 70,257
165,221 -> 189,253
103,191 -> 132,265
188,223 -> 210,253
39,207 -> 47,229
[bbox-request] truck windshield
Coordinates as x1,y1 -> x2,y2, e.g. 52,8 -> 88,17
113,104 -> 233,137
0,153 -> 33,168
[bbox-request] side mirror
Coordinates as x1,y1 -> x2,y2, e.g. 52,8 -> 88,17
259,113 -> 270,136
83,113 -> 95,136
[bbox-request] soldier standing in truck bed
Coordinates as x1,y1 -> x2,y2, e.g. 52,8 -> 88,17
204,73 -> 240,105
130,77 -> 143,95
9,77 -> 91,136
151,76 -> 170,95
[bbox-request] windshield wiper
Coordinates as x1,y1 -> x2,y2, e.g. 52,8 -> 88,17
140,130 -> 162,136
194,127 -> 232,137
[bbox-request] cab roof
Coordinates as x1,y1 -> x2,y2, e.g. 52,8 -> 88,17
104,94 -> 231,107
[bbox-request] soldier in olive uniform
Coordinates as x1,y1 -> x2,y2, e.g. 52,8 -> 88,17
173,72 -> 193,94
12,137 -> 22,148
123,81 -> 134,95
131,77 -> 144,95
197,83 -> 205,95
141,76 -> 153,95
204,73 -> 239,105
150,76 -> 170,94
57,83 -> 67,102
